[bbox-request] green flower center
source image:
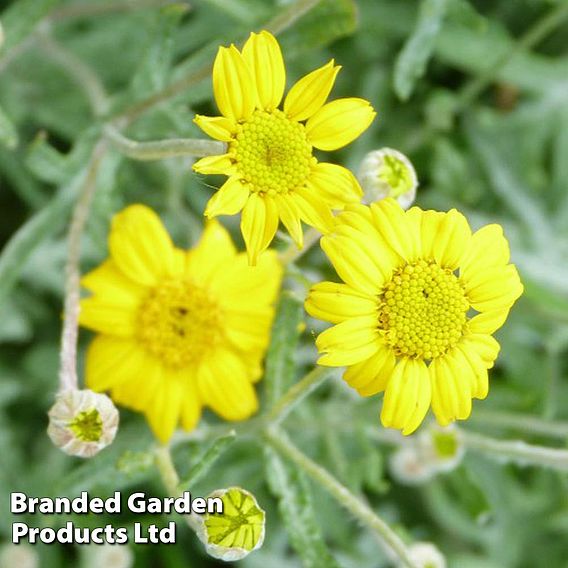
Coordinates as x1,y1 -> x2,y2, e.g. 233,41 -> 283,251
378,260 -> 469,359
378,154 -> 414,197
137,279 -> 222,368
68,409 -> 103,442
231,109 -> 314,195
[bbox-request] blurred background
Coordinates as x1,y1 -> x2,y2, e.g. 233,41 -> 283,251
1,0 -> 568,566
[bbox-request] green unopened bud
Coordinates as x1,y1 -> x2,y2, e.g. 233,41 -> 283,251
358,148 -> 418,209
47,389 -> 119,458
196,487 -> 265,562
418,424 -> 464,473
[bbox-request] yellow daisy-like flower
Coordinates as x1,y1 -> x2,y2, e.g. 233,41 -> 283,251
193,30 -> 376,265
79,205 -> 282,443
306,199 -> 523,435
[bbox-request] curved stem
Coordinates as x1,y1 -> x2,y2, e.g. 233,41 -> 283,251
463,431 -> 568,471
267,367 -> 336,424
105,126 -> 226,160
58,141 -> 108,391
470,409 -> 568,440
154,445 -> 201,532
265,426 -> 418,568
40,31 -> 108,116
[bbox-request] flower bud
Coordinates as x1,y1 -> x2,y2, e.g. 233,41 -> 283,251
418,424 -> 464,473
47,389 -> 119,458
389,446 -> 435,486
358,147 -> 418,209
196,487 -> 265,561
0,544 -> 38,568
405,542 -> 446,568
0,21 -> 4,50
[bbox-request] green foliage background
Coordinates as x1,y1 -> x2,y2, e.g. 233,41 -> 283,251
1,0 -> 568,566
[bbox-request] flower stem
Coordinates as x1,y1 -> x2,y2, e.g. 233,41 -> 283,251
58,141 -> 108,392
266,0 -> 323,35
39,30 -> 109,116
105,125 -> 226,160
154,445 -> 201,532
264,426 -> 418,568
267,367 -> 336,424
279,227 -> 321,265
463,430 -> 568,471
470,409 -> 568,440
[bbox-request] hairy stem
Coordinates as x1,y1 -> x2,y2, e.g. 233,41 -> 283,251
154,445 -> 201,532
265,426 -> 418,568
267,367 -> 336,424
463,430 -> 568,471
58,141 -> 108,391
470,409 -> 568,440
105,126 -> 226,160
40,31 -> 108,116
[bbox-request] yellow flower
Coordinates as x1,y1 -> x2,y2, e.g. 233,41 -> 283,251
193,30 -> 376,265
306,199 -> 523,435
79,205 -> 282,443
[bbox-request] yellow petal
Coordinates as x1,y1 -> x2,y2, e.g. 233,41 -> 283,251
306,97 -> 375,151
193,154 -> 236,176
284,60 -> 341,122
224,308 -> 275,352
81,260 -> 145,303
109,204 -> 177,286
79,297 -> 136,337
454,343 -> 489,400
193,115 -> 236,142
320,234 -> 384,295
429,354 -> 472,426
465,334 -> 500,367
466,264 -> 523,312
145,368 -> 184,443
198,352 -> 259,420
469,308 -> 510,334
241,193 -> 279,265
431,209 -> 471,269
214,250 -> 283,311
109,353 -> 162,413
307,163 -> 362,209
274,193 -> 303,248
213,45 -> 256,120
291,187 -> 334,234
305,281 -> 376,324
332,223 -> 398,285
186,220 -> 237,285
380,358 -> 431,435
370,198 -> 419,262
414,208 -> 445,260
460,224 -> 510,284
205,177 -> 250,218
242,30 -> 285,110
85,336 -> 146,392
343,344 -> 396,396
316,315 -> 380,366
180,374 -> 202,431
